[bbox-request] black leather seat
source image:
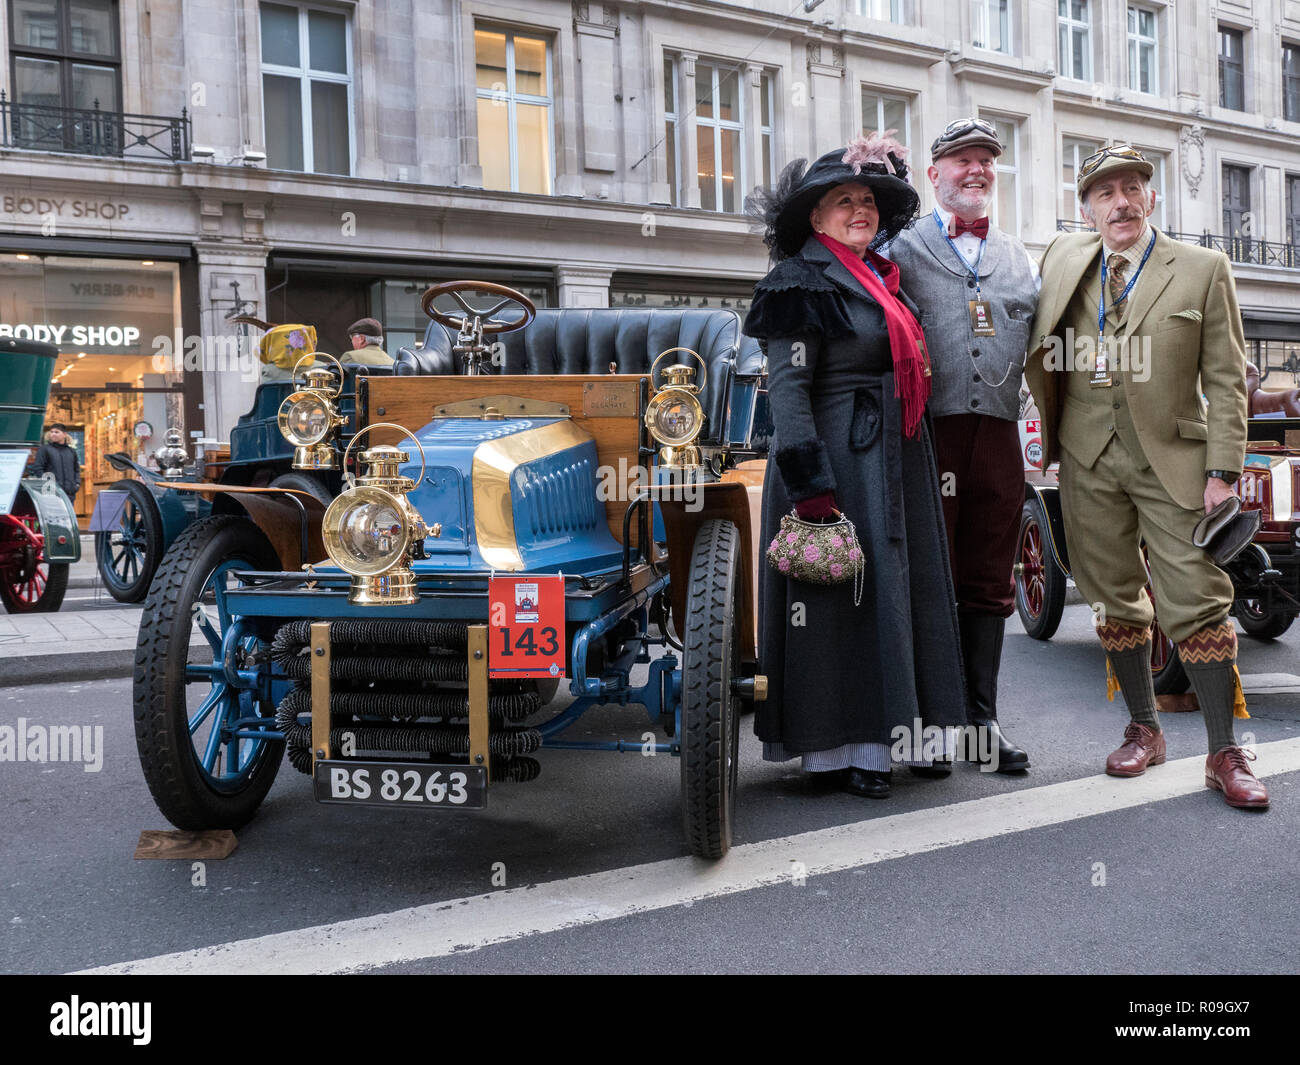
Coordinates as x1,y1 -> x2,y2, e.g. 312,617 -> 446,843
395,307 -> 764,447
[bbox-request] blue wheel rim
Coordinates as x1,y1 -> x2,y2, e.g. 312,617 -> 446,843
183,558 -> 273,793
103,498 -> 147,588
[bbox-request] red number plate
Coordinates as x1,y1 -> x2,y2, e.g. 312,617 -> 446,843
488,575 -> 566,679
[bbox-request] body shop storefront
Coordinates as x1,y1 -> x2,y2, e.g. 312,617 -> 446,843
0,248 -> 198,524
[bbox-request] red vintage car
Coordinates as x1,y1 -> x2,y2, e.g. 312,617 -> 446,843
1014,364 -> 1300,694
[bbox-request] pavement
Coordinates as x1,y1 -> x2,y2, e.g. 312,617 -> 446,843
0,535 -> 143,684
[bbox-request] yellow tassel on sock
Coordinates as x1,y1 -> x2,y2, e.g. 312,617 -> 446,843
1106,658 -> 1120,702
1233,665 -> 1249,719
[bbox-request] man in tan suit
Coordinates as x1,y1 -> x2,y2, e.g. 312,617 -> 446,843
1026,144 -> 1268,809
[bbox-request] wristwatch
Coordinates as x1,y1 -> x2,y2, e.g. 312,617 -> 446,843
1206,469 -> 1239,485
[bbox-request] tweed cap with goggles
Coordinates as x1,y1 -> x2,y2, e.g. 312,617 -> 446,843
929,116 -> 1003,161
745,131 -> 920,261
1075,143 -> 1154,200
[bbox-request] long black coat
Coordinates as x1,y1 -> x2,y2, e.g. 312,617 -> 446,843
744,236 -> 967,753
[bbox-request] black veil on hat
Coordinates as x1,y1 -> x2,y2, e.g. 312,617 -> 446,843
745,131 -> 920,261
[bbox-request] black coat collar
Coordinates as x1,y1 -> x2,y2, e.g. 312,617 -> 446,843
799,236 -> 921,319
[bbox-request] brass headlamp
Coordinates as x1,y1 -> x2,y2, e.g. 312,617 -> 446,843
278,352 -> 345,470
322,422 -> 429,606
645,346 -> 707,475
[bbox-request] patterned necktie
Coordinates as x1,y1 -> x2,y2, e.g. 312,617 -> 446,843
1108,254 -> 1129,307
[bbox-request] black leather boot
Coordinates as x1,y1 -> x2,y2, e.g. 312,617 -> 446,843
960,612 -> 1029,772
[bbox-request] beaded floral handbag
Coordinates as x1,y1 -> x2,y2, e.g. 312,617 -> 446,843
766,510 -> 865,606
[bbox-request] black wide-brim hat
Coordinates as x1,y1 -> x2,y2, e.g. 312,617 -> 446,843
746,133 -> 920,260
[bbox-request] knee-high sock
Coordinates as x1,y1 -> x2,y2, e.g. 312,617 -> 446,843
1177,620 -> 1240,754
1096,621 -> 1160,729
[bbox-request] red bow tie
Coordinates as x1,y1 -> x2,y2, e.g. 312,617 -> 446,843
952,217 -> 989,239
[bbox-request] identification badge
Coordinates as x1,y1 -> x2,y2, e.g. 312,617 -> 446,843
968,300 -> 996,336
1089,340 -> 1113,388
488,574 -> 565,679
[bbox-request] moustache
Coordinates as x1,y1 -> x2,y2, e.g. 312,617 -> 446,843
1107,212 -> 1141,223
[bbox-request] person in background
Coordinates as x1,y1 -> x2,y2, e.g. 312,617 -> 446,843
345,318 -> 394,367
885,117 -> 1035,774
30,423 -> 80,502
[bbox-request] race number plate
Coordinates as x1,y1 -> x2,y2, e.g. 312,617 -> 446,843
313,761 -> 487,810
488,574 -> 565,679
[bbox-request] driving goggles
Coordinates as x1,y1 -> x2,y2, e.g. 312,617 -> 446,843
1078,143 -> 1147,180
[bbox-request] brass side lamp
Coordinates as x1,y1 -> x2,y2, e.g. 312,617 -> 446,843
278,352 -> 345,470
645,346 -> 707,476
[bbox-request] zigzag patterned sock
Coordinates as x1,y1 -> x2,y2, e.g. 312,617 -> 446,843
1178,620 -> 1239,753
1096,621 -> 1160,729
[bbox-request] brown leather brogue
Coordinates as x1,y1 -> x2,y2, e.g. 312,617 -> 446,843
1105,722 -> 1167,777
1206,746 -> 1270,809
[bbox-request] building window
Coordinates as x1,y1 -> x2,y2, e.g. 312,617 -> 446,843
1057,0 -> 1090,81
856,0 -> 904,21
861,88 -> 909,148
1218,26 -> 1245,112
475,27 -> 553,195
1223,164 -> 1252,245
1287,174 -> 1300,248
1127,6 -> 1158,95
1145,150 -> 1167,230
694,60 -> 744,212
972,0 -> 1011,54
1284,43 -> 1300,123
759,72 -> 775,187
664,58 -> 679,205
8,0 -> 121,147
259,2 -> 352,175
989,116 -> 1021,236
1061,137 -> 1100,222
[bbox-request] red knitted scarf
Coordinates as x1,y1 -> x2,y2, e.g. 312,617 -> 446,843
816,233 -> 931,438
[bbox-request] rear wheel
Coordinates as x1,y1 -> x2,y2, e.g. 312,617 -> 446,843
134,515 -> 283,829
1235,599 -> 1295,640
269,472 -> 333,507
95,479 -> 164,603
1014,498 -> 1066,640
680,519 -> 741,860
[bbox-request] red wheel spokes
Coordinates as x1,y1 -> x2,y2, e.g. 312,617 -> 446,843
1019,520 -> 1045,617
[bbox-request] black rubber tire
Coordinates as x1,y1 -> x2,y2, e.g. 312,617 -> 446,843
0,558 -> 69,613
1235,600 -> 1296,640
1014,498 -> 1066,640
680,518 -> 741,860
94,479 -> 164,603
269,472 -> 333,507
134,515 -> 283,830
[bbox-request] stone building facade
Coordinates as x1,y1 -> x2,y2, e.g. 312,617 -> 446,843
1,0 -> 1298,454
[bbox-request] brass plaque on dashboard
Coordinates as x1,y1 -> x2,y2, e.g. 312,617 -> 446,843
583,380 -> 639,418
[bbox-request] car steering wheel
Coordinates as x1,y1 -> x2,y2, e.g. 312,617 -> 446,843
420,280 -> 536,335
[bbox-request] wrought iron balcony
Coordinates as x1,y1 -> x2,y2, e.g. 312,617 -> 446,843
0,92 -> 191,162
1056,219 -> 1300,269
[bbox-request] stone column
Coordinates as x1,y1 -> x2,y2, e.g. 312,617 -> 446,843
556,265 -> 614,307
677,52 -> 702,209
745,63 -> 765,197
806,40 -> 845,154
194,241 -> 269,442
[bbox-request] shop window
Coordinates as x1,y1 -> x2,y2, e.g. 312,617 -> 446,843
475,26 -> 553,195
259,1 -> 353,175
8,0 -> 121,150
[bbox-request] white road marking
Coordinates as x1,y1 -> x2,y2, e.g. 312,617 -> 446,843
75,737 -> 1300,975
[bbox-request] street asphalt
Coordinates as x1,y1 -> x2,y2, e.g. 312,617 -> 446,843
2,597 -> 1298,975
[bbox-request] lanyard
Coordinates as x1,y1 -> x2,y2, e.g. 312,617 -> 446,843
1097,230 -> 1157,336
933,209 -> 986,296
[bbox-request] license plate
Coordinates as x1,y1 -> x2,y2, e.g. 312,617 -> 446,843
313,761 -> 487,810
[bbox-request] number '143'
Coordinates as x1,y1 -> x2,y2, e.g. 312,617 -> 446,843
498,626 -> 559,656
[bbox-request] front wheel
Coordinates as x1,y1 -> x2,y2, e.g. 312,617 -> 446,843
134,515 -> 284,829
0,506 -> 70,613
680,519 -> 742,860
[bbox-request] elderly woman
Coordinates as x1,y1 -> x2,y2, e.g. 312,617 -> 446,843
743,135 -> 967,798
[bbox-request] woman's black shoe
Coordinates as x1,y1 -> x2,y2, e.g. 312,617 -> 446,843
844,768 -> 890,798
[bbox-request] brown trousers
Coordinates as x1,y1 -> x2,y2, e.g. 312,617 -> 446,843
933,413 -> 1024,618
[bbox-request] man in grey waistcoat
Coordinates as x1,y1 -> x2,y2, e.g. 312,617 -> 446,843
887,117 -> 1037,773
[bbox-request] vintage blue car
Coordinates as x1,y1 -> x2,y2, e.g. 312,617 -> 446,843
132,283 -> 770,858
1,338 -> 81,613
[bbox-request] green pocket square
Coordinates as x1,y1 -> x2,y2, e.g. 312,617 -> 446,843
1170,309 -> 1203,322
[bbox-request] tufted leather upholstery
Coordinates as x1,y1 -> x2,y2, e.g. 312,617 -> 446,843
395,307 -> 765,446
1246,362 -> 1300,417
